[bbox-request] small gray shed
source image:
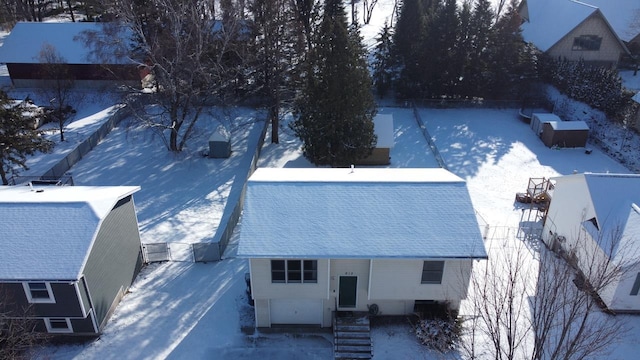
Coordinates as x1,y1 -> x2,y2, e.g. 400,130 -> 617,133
208,125 -> 231,158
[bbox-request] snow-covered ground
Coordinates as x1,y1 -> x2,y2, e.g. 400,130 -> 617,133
2,1 -> 640,358
21,98 -> 639,359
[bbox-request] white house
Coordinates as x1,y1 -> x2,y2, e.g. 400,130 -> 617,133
237,167 -> 487,328
542,173 -> 640,312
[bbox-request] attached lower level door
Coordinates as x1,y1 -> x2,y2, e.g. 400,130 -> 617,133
339,276 -> 357,308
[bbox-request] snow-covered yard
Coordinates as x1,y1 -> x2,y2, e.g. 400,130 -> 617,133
21,98 -> 639,359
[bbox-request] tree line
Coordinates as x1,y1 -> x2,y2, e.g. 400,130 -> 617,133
373,0 -> 537,100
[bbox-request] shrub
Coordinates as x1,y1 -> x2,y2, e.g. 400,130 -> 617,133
413,317 -> 460,353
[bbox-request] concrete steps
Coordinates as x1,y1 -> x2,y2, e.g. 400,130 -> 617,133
333,314 -> 372,359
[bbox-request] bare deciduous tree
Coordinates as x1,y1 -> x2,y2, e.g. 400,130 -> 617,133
106,0 -> 250,152
37,43 -> 77,142
464,224 -> 631,360
362,0 -> 377,24
465,237 -> 533,360
0,285 -> 47,359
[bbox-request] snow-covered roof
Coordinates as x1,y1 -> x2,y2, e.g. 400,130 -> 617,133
521,0 -> 598,52
0,22 -> 133,64
238,168 -> 487,259
632,92 -> 640,104
548,120 -> 589,131
209,125 -> 230,142
555,173 -> 640,260
533,113 -> 562,122
374,114 -> 394,148
0,185 -> 140,280
583,0 -> 640,42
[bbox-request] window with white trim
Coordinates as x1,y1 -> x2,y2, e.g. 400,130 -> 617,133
23,282 -> 55,303
45,318 -> 73,333
271,260 -> 318,283
421,261 -> 444,284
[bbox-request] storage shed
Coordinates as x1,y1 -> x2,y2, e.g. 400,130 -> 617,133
541,120 -> 589,148
208,125 -> 231,158
530,113 -> 562,136
355,114 -> 394,165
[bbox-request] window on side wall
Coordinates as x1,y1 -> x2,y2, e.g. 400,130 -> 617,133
45,318 -> 73,333
270,260 -> 318,283
421,261 -> 445,284
631,273 -> 640,296
23,282 -> 55,303
572,35 -> 602,51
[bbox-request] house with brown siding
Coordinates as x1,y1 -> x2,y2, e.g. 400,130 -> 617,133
0,22 -> 143,88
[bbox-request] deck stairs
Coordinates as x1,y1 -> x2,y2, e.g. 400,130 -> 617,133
333,313 -> 372,359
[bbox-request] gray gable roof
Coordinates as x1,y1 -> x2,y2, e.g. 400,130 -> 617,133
238,168 -> 487,259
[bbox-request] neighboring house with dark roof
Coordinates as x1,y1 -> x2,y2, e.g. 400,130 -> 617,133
0,22 -> 143,88
238,168 -> 487,328
0,185 -> 144,336
519,0 -> 631,67
542,173 -> 640,312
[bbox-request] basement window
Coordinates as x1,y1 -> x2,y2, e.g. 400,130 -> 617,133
45,318 -> 73,333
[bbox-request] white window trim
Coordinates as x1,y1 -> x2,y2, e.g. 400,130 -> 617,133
44,318 -> 73,334
22,282 -> 56,304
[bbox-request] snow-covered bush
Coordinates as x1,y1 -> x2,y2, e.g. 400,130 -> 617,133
539,57 -> 633,119
413,317 -> 460,353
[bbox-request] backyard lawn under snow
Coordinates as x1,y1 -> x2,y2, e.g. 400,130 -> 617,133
13,92 -> 638,359
3,0 -> 640,357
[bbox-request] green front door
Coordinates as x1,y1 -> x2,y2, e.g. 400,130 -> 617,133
339,276 -> 357,308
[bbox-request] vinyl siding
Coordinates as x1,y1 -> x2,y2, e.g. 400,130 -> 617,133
0,282 -> 83,318
369,259 -> 473,306
81,195 -> 143,332
547,13 -> 626,66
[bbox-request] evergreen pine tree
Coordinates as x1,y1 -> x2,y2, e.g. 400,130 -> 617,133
455,0 -> 473,97
466,0 -> 494,97
425,0 -> 460,96
394,0 -> 427,97
488,0 -> 526,98
372,21 -> 394,97
0,92 -> 53,185
292,0 -> 376,167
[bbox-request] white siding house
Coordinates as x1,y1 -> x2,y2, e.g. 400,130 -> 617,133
238,168 -> 487,328
542,173 -> 640,312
